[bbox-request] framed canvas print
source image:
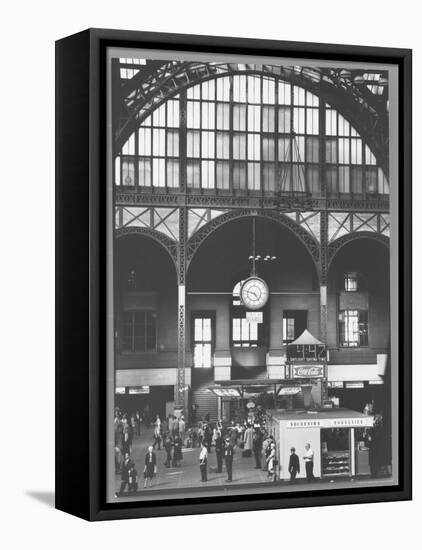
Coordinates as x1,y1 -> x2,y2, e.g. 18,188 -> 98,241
55,28 -> 412,521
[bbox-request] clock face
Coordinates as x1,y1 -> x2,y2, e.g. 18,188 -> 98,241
240,277 -> 269,310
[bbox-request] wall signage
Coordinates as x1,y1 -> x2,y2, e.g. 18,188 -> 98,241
246,311 -> 263,323
211,388 -> 241,397
128,386 -> 150,394
278,386 -> 302,395
292,365 -> 324,378
285,416 -> 374,429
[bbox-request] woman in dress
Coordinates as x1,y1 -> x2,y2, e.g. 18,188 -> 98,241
242,423 -> 254,458
143,445 -> 157,488
266,442 -> 277,482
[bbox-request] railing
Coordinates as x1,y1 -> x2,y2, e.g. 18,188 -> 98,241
114,187 -> 390,212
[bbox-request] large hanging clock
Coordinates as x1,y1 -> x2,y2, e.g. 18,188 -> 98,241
240,276 -> 269,310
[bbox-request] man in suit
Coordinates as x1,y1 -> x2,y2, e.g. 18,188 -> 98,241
215,431 -> 224,473
288,446 -> 300,482
252,429 -> 263,469
117,453 -> 132,495
224,437 -> 234,482
204,423 -> 212,453
121,427 -> 131,457
163,433 -> 173,468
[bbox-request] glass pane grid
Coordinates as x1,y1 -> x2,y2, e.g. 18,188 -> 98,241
115,73 -> 388,196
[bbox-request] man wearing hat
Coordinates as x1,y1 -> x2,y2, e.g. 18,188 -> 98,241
288,446 -> 300,482
215,430 -> 224,473
224,437 -> 234,482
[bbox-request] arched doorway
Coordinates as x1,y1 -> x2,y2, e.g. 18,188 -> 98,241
186,215 -> 319,419
114,234 -> 178,421
327,236 -> 390,413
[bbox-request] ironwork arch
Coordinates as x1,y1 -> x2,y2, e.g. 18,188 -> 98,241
186,208 -> 320,275
327,231 -> 389,272
115,63 -> 388,172
115,226 -> 178,274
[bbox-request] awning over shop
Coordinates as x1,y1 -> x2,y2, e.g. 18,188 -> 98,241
289,329 -> 324,346
208,378 -> 317,398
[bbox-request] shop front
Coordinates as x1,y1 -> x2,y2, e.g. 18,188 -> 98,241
266,408 -> 374,481
209,379 -> 319,424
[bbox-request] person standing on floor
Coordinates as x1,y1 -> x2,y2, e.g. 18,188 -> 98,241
173,415 -> 180,438
152,420 -> 162,450
303,443 -> 314,482
130,414 -> 136,437
179,416 -> 186,446
199,441 -> 208,482
172,435 -> 183,467
163,433 -> 173,468
121,426 -> 131,457
288,447 -> 300,482
215,430 -> 224,473
243,423 -> 254,458
197,423 -> 204,448
252,428 -> 263,469
204,423 -> 212,453
266,443 -> 277,482
143,446 -> 157,489
224,437 -> 234,482
261,432 -> 269,471
128,464 -> 138,492
168,415 -> 174,439
135,410 -> 142,436
118,453 -> 133,494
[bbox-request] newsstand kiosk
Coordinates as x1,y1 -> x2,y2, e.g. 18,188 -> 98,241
266,408 -> 374,480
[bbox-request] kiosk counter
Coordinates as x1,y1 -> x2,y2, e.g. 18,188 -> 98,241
266,408 -> 374,481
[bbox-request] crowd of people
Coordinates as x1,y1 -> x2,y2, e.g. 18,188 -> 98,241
114,406 -> 283,494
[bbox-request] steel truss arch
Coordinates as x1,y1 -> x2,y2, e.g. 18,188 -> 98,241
185,208 -> 320,276
327,230 -> 389,272
115,226 -> 178,273
115,63 -> 388,173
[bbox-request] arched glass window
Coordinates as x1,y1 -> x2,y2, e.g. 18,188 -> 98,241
115,74 -> 388,198
115,96 -> 180,189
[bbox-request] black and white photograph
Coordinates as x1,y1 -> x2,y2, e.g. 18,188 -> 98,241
1,0 -> 419,542
107,48 -> 400,503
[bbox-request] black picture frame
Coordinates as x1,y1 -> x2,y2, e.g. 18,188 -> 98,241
55,28 -> 412,521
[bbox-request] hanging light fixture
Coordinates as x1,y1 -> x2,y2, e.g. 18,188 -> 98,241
339,69 -> 351,79
247,219 -> 277,265
353,74 -> 365,85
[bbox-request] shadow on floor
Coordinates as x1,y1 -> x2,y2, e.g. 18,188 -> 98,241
26,491 -> 55,508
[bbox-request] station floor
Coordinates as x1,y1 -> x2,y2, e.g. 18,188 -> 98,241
116,430 -> 271,494
114,430 -> 393,497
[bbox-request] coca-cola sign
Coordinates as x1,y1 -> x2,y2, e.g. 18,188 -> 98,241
292,365 -> 324,378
